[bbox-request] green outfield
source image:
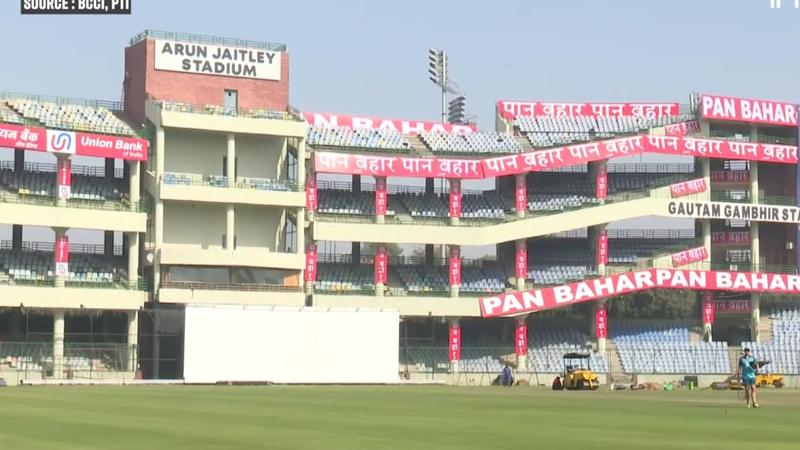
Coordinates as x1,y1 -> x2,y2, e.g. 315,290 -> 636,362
0,385 -> 797,450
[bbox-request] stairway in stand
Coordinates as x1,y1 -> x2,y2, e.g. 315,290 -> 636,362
605,340 -> 631,385
407,134 -> 433,157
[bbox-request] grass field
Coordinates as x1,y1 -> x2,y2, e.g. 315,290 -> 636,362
0,385 -> 798,449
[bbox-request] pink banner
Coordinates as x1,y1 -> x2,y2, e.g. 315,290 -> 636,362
449,323 -> 461,361
597,229 -> 608,266
449,246 -> 461,286
55,234 -> 69,277
715,299 -> 751,314
316,135 -> 798,179
497,101 -> 680,120
449,179 -> 462,218
671,246 -> 709,267
305,175 -> 317,211
702,293 -> 715,325
57,158 -> 71,200
595,305 -> 608,339
0,123 -> 148,161
479,268 -> 800,318
314,152 -> 484,179
515,241 -> 527,279
711,171 -> 749,184
304,112 -> 477,134
375,177 -> 387,216
515,321 -> 528,356
374,246 -> 388,285
664,121 -> 700,137
596,162 -> 607,199
711,231 -> 751,245
304,244 -> 317,282
669,178 -> 707,198
514,174 -> 527,212
700,94 -> 797,127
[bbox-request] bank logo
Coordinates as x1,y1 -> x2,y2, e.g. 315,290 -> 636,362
46,130 -> 76,154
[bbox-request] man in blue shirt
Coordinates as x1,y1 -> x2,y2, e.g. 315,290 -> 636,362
738,348 -> 759,408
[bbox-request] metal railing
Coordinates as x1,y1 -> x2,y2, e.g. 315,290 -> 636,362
309,143 -> 414,155
8,277 -> 149,291
129,29 -> 286,52
148,95 -> 303,122
162,172 -> 302,192
0,341 -> 133,380
160,281 -> 301,292
0,191 -> 150,212
0,161 -> 125,178
0,240 -> 123,256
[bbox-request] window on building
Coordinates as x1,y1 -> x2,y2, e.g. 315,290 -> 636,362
284,217 -> 296,253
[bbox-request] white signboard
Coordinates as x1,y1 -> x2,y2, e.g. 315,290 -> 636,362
667,200 -> 800,223
154,39 -> 282,81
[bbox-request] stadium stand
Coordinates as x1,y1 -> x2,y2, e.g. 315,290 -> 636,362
419,131 -> 523,154
460,264 -> 506,294
613,323 -> 730,374
4,97 -> 136,136
394,265 -> 449,293
742,307 -> 800,374
0,168 -> 125,202
526,322 -> 608,373
315,262 -> 375,293
515,114 -> 694,148
307,126 -> 411,151
394,192 -> 447,218
0,246 -> 125,285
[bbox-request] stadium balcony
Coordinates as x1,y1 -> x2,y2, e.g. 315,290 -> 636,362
741,307 -> 800,375
612,324 -> 730,374
515,114 -> 694,148
419,131 -> 524,155
1,93 -> 139,136
307,126 -> 412,152
526,322 -> 608,373
146,96 -> 306,138
0,164 -> 146,233
0,241 -> 146,310
156,171 -> 304,208
316,261 -> 375,294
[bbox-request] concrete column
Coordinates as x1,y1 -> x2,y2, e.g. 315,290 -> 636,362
596,300 -> 608,353
55,154 -> 68,207
104,231 -> 115,258
156,127 -> 165,175
515,315 -> 528,371
352,243 -> 361,265
750,161 -> 759,204
129,160 -> 141,205
516,239 -> 527,290
751,221 -> 760,272
449,317 -> 460,374
53,310 -> 65,379
53,228 -> 67,288
425,178 -> 434,195
153,200 -> 164,293
703,220 -> 712,270
376,282 -> 385,297
127,310 -> 139,373
226,133 -> 236,187
14,149 -> 24,172
105,158 -> 115,181
297,139 -> 306,186
226,204 -> 235,250
127,232 -> 139,285
296,208 -> 305,255
751,293 -> 761,342
515,174 -> 526,219
12,225 -> 22,252
593,224 -> 608,276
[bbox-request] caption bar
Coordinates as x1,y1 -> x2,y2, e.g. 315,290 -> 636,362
21,0 -> 131,15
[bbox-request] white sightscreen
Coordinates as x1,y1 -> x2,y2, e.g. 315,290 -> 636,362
183,305 -> 399,384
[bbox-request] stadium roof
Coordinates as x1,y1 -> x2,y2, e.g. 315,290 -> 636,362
129,30 -> 287,53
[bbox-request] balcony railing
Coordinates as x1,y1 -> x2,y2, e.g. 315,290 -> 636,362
0,161 -> 125,178
0,191 -> 150,212
160,281 -> 301,292
161,172 -> 301,192
148,95 -> 303,122
129,29 -> 286,52
8,277 -> 149,291
0,240 -> 123,256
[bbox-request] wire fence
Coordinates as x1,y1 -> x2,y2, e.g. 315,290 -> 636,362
0,341 -> 133,380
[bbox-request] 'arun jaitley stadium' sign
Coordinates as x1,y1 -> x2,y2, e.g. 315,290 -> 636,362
154,40 -> 282,81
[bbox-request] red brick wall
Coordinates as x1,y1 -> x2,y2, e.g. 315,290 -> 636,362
123,40 -> 148,127
138,39 -> 289,112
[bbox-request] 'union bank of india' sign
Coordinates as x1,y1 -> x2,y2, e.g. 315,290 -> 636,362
667,201 -> 800,223
154,40 -> 282,81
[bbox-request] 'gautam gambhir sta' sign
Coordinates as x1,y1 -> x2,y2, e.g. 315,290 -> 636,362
154,40 -> 282,81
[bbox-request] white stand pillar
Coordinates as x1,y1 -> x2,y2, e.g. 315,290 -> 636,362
449,317 -> 460,374
53,227 -> 67,288
127,310 -> 139,373
226,204 -> 235,250
515,315 -> 528,372
53,310 -> 65,379
751,293 -> 761,343
226,133 -> 236,187
127,232 -> 139,286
